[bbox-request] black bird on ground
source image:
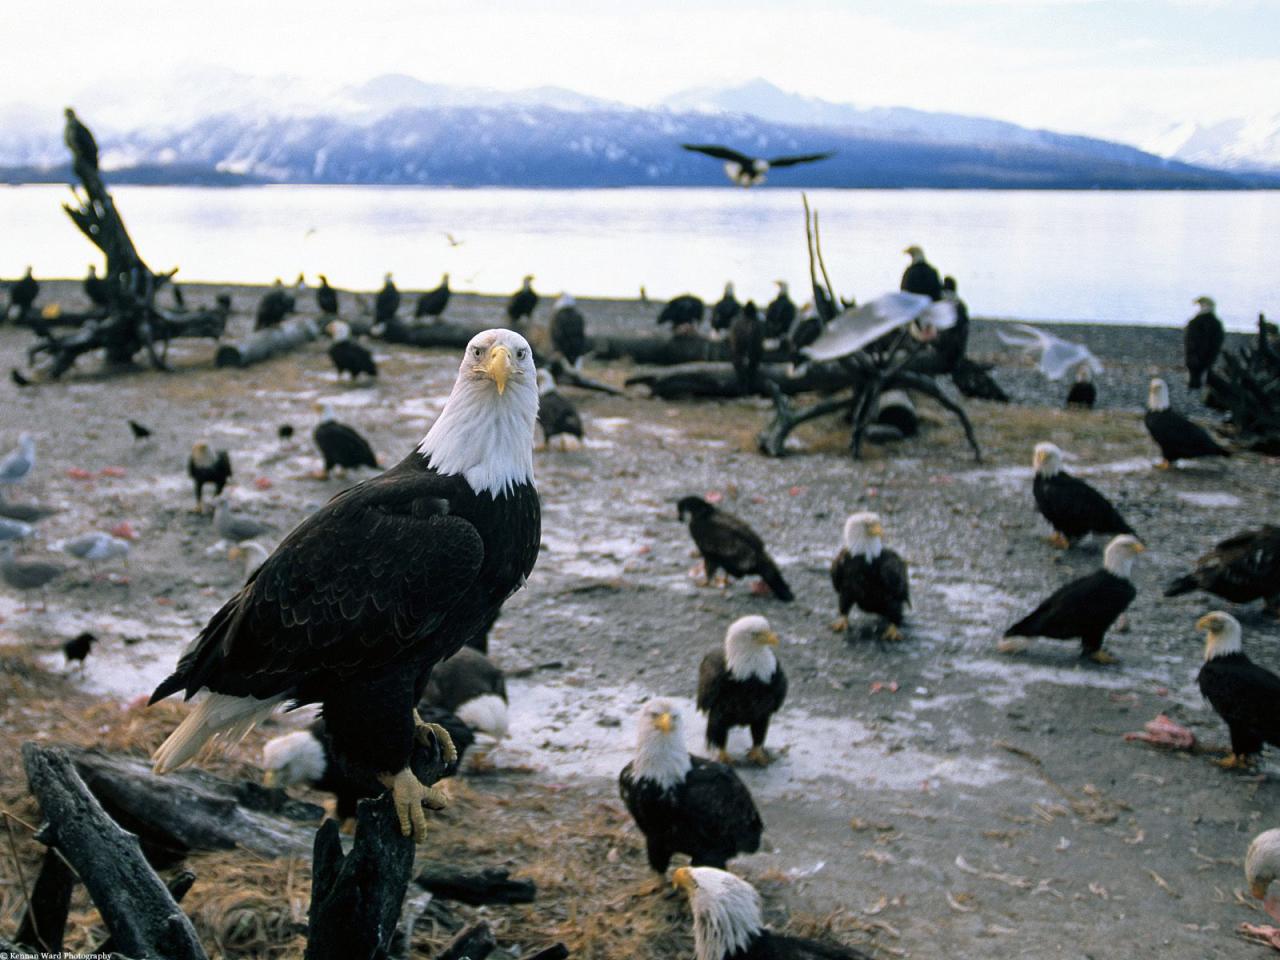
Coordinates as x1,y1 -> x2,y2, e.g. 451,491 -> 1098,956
618,699 -> 762,877
1165,526 -> 1280,616
763,281 -> 796,339
8,267 -> 38,318
697,615 -> 788,766
278,424 -> 294,440
63,631 -> 96,672
548,293 -> 587,366
1031,442 -> 1134,549
677,495 -> 793,601
1196,611 -> 1280,769
415,274 -> 451,319
326,321 -> 377,380
657,293 -> 705,330
10,370 -> 31,388
1185,296 -> 1225,389
1066,364 -> 1097,409
536,369 -> 584,449
901,245 -> 943,301
312,403 -> 378,479
729,301 -> 764,392
935,275 -> 970,372
254,280 -> 294,330
83,265 -> 109,307
831,512 -> 910,641
63,107 -> 98,169
681,143 -> 835,187
711,283 -> 741,332
187,442 -> 232,513
316,275 -> 339,315
375,273 -> 401,324
1144,377 -> 1231,468
506,275 -> 538,325
128,420 -> 152,441
1002,535 -> 1144,664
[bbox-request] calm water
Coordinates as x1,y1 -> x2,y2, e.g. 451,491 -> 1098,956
1,185 -> 1276,330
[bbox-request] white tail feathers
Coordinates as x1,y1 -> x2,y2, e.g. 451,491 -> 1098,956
456,693 -> 509,741
152,692 -> 285,774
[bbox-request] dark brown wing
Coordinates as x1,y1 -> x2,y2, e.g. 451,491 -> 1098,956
697,649 -> 727,713
766,151 -> 836,167
682,143 -> 754,165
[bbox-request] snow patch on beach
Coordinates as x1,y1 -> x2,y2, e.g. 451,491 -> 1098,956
1175,491 -> 1241,508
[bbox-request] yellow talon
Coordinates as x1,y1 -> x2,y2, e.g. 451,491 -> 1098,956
716,748 -> 733,765
882,624 -> 904,643
746,746 -> 772,766
1217,753 -> 1253,770
830,616 -> 849,633
378,766 -> 448,841
1048,531 -> 1070,550
1087,649 -> 1119,665
414,712 -> 458,764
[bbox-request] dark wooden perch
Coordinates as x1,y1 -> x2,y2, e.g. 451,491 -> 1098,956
1206,314 -> 1280,454
21,742 -> 207,960
432,922 -> 497,960
216,315 -> 321,368
414,860 -> 536,905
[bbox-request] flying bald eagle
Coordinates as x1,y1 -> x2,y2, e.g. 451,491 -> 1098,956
1246,829 -> 1280,922
149,330 -> 541,841
1002,535 -> 1144,664
901,246 -> 942,301
507,275 -> 538,325
326,321 -> 377,380
677,496 -> 793,601
313,403 -> 378,479
1031,442 -> 1134,549
763,282 -> 796,340
1196,611 -> 1280,770
187,442 -> 232,514
1065,364 -> 1096,409
697,616 -> 788,766
536,369 -> 584,449
711,283 -> 741,332
63,108 -> 98,169
1144,378 -> 1231,468
1185,296 -> 1225,389
548,293 -> 587,367
681,143 -> 835,188
618,699 -> 763,876
262,706 -> 475,821
830,512 -> 910,641
375,273 -> 401,324
673,866 -> 872,960
1165,525 -> 1280,616
415,274 -> 451,320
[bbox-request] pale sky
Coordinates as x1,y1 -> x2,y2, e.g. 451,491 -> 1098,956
2,0 -> 1277,144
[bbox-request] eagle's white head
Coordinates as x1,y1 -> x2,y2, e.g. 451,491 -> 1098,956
904,245 -> 925,263
673,866 -> 764,960
1246,829 -> 1280,922
325,320 -> 351,342
261,729 -> 326,789
774,280 -> 789,295
724,282 -> 735,296
724,615 -> 779,682
842,511 -> 884,560
1074,363 -> 1093,384
1197,610 -> 1243,661
1032,442 -> 1063,477
1194,296 -> 1216,313
1103,535 -> 1145,578
1147,377 -> 1170,412
419,329 -> 538,497
632,697 -> 691,789
536,368 -> 557,396
553,292 -> 575,311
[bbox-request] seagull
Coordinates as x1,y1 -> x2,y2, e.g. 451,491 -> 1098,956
996,323 -> 1103,382
0,433 -> 36,487
0,517 -> 33,542
58,532 -> 131,566
681,143 -> 835,187
0,543 -> 64,609
212,497 -> 272,543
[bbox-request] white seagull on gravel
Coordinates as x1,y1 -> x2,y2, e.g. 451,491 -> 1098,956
58,532 -> 131,565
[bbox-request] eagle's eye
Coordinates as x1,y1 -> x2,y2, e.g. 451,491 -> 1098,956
516,347 -> 527,360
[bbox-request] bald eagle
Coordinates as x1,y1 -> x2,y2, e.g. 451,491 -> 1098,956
658,294 -> 705,330
150,330 -> 541,841
423,646 -> 509,756
1031,442 -> 1134,549
618,699 -> 762,876
830,512 -> 910,641
536,369 -> 584,449
1165,525 -> 1280,616
681,143 -> 835,188
326,321 -> 377,380
763,282 -> 795,340
697,616 -> 788,766
1185,297 -> 1225,389
255,280 -> 294,330
8,267 -> 38,317
415,274 -> 451,320
375,273 -> 401,324
548,294 -> 587,367
313,404 -> 378,479
187,442 -> 232,513
1002,535 -> 1144,664
507,275 -> 538,325
1065,364 -> 1096,409
63,108 -> 98,169
83,265 -> 109,307
1144,378 -> 1230,468
729,302 -> 764,391
711,283 -> 741,332
1196,611 -> 1280,770
316,275 -> 339,315
1246,829 -> 1280,922
901,246 -> 942,301
677,496 -> 792,601
673,866 -> 872,960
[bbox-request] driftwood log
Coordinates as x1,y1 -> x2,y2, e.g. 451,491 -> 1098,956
1206,314 -> 1280,453
433,922 -> 497,960
414,861 -> 536,905
521,946 -> 570,960
21,742 -> 207,960
216,315 -> 320,368
626,361 -> 857,400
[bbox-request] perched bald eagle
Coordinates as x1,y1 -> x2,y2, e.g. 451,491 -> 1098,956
326,321 -> 377,380
1196,611 -> 1280,769
63,108 -> 98,169
673,866 -> 872,960
618,699 -> 762,875
187,442 -> 232,513
8,267 -> 38,318
658,294 -> 705,330
1031,442 -> 1134,549
316,275 -> 339,315
1185,296 -> 1225,389
729,302 -> 764,391
255,279 -> 294,330
681,143 -> 835,188
1144,378 -> 1230,468
83,265 -> 109,307
1246,829 -> 1280,922
901,246 -> 942,301
507,275 -> 538,324
150,330 -> 541,841
711,283 -> 741,332
763,282 -> 795,340
375,273 -> 401,324
1002,535 -> 1144,664
262,706 -> 475,820
830,512 -> 910,641
423,646 -> 510,754
536,369 -> 584,449
548,293 -> 587,367
697,616 -> 788,766
1065,364 -> 1096,409
415,274 -> 451,319
1165,525 -> 1280,616
677,496 -> 792,601
313,404 -> 378,479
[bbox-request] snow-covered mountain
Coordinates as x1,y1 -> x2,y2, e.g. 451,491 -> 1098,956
1141,113 -> 1280,173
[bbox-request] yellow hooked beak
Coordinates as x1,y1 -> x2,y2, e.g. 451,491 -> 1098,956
654,712 -> 673,734
761,631 -> 780,647
672,866 -> 695,893
485,343 -> 513,395
868,522 -> 884,538
1132,542 -> 1146,553
1195,613 -> 1215,632
263,769 -> 280,788
1251,879 -> 1270,900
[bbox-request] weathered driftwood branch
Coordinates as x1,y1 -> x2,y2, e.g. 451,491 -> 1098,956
1206,314 -> 1280,453
215,315 -> 320,368
521,945 -> 570,960
14,847 -> 75,951
414,861 -> 536,905
21,742 -> 207,960
433,922 -> 496,960
95,870 -> 197,956
627,361 -> 857,400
